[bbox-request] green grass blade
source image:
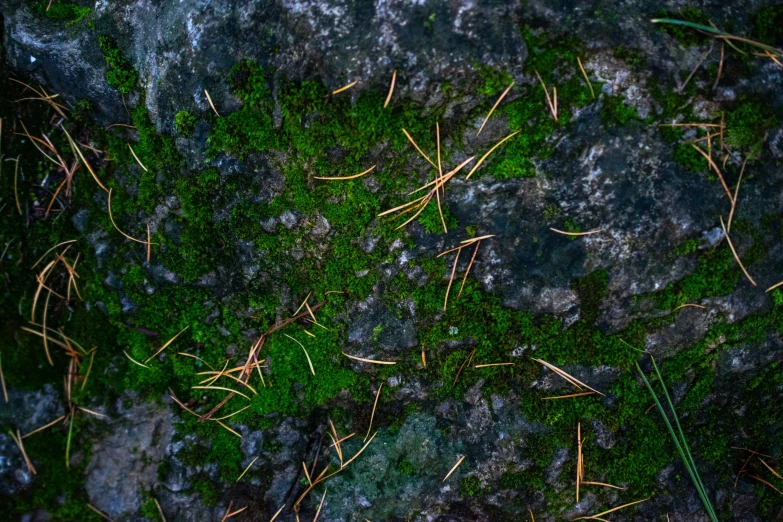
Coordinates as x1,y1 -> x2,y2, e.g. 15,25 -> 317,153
650,18 -> 724,35
65,413 -> 74,469
650,357 -> 718,521
636,362 -> 718,521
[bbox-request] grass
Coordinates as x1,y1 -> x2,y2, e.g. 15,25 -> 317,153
637,357 -> 719,522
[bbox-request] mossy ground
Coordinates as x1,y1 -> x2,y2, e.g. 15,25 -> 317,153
1,20 -> 782,521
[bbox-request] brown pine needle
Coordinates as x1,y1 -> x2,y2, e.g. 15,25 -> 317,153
284,334 -> 315,376
146,223 -> 152,262
534,70 -> 558,122
573,498 -> 649,520
313,486 -> 328,522
541,392 -> 595,401
154,498 -> 166,522
421,345 -> 427,368
577,423 -> 582,502
78,406 -> 107,418
314,165 -> 376,180
42,289 -> 53,365
577,57 -> 595,99
435,122 -> 447,233
529,509 -> 535,522
727,158 -> 748,233
384,70 -> 397,108
748,475 -> 783,496
328,419 -> 344,466
691,144 -> 733,202
766,280 -> 783,293
673,303 -> 706,311
108,189 -> 159,245
401,128 -> 437,168
205,89 -> 220,117
177,352 -> 215,370
87,504 -> 115,521
169,390 -> 199,417
461,234 -> 495,244
341,352 -> 396,365
127,143 -> 148,172
477,81 -> 515,137
532,358 -> 605,396
760,459 -> 783,479
458,240 -> 480,298
443,455 -> 465,482
474,363 -> 515,368
31,239 -> 78,269
0,352 -> 7,403
304,330 -> 316,338
443,245 -> 461,311
124,350 -> 149,369
62,126 -> 108,192
22,415 -> 66,438
332,81 -> 357,95
216,420 -> 243,438
269,504 -> 285,522
193,385 -> 251,401
236,456 -> 259,482
365,383 -> 383,441
720,215 -> 756,286
328,433 -> 355,448
9,429 -> 36,474
145,326 -> 189,363
465,130 -> 520,179
550,227 -> 604,236
212,405 -> 251,422
14,156 -> 22,215
453,348 -> 476,387
581,481 -> 625,490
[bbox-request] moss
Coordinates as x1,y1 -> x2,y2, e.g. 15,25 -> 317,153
600,95 -> 640,127
97,35 -> 138,94
752,5 -> 783,46
477,66 -> 513,96
175,110 -> 197,137
674,142 -> 704,173
613,45 -> 646,72
724,100 -> 778,156
28,0 -> 91,26
397,460 -> 415,475
460,475 -> 483,497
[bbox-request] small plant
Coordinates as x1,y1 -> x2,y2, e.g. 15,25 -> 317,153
636,356 -> 719,522
97,35 -> 138,94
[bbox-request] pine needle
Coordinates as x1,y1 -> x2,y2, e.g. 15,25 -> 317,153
401,128 -> 437,168
453,348 -> 476,387
720,215 -> 756,286
673,303 -> 706,311
154,498 -> 167,522
341,352 -> 396,365
205,89 -> 220,117
314,165 -> 376,180
147,223 -> 152,262
444,247 -> 461,311
212,405 -> 250,422
62,126 -> 108,192
365,383 -> 383,441
458,240 -> 480,298
284,334 -> 315,376
10,429 -> 36,474
443,455 -> 465,482
550,227 -> 604,236
477,81 -> 515,137
576,422 -> 582,502
534,69 -> 558,122
269,505 -> 285,522
215,420 -> 243,438
236,456 -> 259,482
691,144 -> 733,202
192,385 -> 251,401
760,459 -> 783,479
474,363 -> 514,368
384,70 -> 397,108
541,391 -> 596,400
581,481 -> 625,490
313,487 -> 327,522
727,157 -> 748,233
577,57 -> 595,99
421,345 -> 426,368
465,130 -> 520,179
87,503 -> 115,521
123,350 -> 149,369
573,498 -> 649,520
127,143 -> 148,172
14,155 -> 22,215
332,81 -> 357,95
0,352 -> 7,403
108,188 -> 159,245
748,475 -> 783,496
145,326 -> 189,364
532,358 -> 605,396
